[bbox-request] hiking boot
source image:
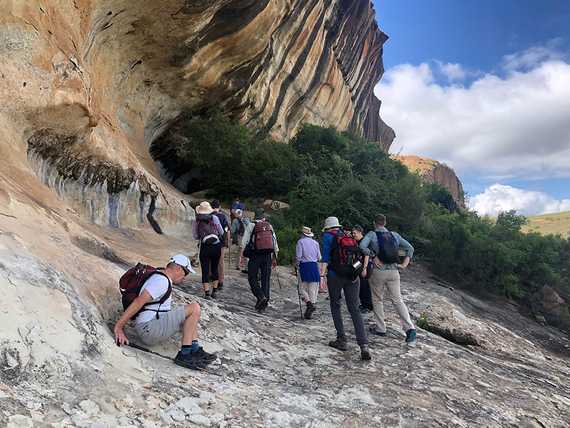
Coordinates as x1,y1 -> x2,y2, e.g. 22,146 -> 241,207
328,338 -> 348,351
192,347 -> 217,362
255,297 -> 269,311
204,291 -> 211,300
257,298 -> 269,313
174,352 -> 209,370
304,302 -> 315,319
360,346 -> 372,361
211,288 -> 217,299
369,326 -> 387,336
405,329 -> 417,347
217,283 -> 224,291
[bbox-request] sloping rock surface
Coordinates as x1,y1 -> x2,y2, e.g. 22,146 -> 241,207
1,183 -> 569,426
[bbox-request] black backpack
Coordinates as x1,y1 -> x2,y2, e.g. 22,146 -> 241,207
237,218 -> 246,235
376,230 -> 399,264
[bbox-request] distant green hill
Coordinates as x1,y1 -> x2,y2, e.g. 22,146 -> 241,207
523,211 -> 570,237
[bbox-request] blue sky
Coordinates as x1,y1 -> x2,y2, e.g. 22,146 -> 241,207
372,0 -> 570,215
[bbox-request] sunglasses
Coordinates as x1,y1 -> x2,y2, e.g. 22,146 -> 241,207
182,266 -> 190,276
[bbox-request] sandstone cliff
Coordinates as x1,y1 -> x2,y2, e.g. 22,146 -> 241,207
1,0 -> 393,233
396,155 -> 466,208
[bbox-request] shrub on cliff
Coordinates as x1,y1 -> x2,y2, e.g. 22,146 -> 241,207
151,112 -> 302,199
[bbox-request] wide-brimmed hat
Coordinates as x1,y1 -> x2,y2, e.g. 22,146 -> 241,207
196,201 -> 214,215
301,226 -> 314,237
322,216 -> 342,231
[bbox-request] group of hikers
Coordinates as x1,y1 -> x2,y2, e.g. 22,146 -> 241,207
114,197 -> 417,370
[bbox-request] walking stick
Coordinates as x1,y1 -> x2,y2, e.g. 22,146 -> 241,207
228,236 -> 231,267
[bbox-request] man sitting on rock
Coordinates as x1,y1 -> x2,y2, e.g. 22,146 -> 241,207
114,254 -> 217,370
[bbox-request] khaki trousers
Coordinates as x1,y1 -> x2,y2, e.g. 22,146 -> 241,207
369,269 -> 414,333
299,282 -> 319,303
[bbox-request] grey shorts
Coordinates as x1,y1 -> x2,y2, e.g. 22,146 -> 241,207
134,305 -> 186,346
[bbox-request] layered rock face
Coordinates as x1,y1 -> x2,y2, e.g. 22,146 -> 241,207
0,0 -> 392,232
396,155 -> 466,208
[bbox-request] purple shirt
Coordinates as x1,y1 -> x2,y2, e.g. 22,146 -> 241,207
295,236 -> 321,265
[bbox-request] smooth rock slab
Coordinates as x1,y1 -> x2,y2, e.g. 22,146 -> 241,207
7,415 -> 33,428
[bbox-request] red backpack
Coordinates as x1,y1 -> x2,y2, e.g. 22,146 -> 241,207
119,263 -> 171,319
329,231 -> 364,280
253,220 -> 275,253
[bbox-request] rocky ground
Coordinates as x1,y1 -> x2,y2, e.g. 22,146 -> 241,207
2,208 -> 569,427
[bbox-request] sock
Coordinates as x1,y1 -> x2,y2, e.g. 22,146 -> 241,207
180,345 -> 192,355
190,340 -> 200,353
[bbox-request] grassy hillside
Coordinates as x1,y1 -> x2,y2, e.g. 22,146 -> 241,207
523,211 -> 570,237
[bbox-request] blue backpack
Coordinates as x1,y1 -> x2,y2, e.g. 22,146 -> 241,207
375,230 -> 399,264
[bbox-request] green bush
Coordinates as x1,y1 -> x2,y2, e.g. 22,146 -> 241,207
151,111 -> 303,199
153,116 -> 570,332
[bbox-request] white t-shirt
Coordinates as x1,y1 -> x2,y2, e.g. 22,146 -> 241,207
135,272 -> 172,324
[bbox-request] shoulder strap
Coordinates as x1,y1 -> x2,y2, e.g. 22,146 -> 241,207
141,271 -> 172,308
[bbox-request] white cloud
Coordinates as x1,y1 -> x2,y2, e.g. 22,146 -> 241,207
375,44 -> 570,182
469,184 -> 570,216
502,40 -> 566,71
436,61 -> 467,81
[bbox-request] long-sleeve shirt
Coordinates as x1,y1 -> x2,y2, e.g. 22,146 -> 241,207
241,219 -> 279,253
192,215 -> 224,241
295,236 -> 321,266
359,226 -> 414,271
231,217 -> 251,236
321,230 -> 337,277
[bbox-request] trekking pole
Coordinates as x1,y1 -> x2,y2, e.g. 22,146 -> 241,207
127,343 -> 172,360
226,218 -> 231,268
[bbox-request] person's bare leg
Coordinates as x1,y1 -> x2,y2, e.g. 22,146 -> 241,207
182,302 -> 200,345
218,247 -> 225,284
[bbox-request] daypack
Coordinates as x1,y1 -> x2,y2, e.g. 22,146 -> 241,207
330,230 -> 364,280
237,218 -> 246,236
196,213 -> 220,244
119,263 -> 172,319
376,230 -> 400,264
252,220 -> 275,253
213,211 -> 230,245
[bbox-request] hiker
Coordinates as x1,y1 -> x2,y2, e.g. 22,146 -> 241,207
240,208 -> 279,313
359,214 -> 417,346
114,254 -> 216,370
352,225 -> 374,314
231,209 -> 250,268
193,201 -> 224,299
211,200 -> 230,291
295,226 -> 321,319
320,217 -> 371,361
230,196 -> 245,222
